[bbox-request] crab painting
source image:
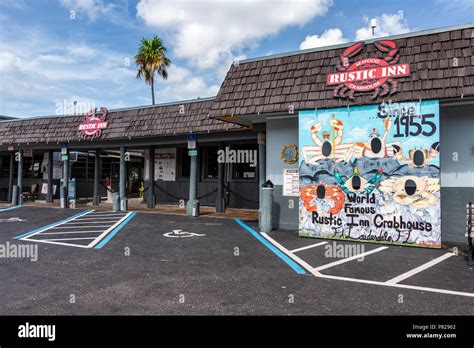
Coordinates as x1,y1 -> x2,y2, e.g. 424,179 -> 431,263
301,118 -> 354,165
379,175 -> 440,208
334,167 -> 384,195
300,182 -> 345,215
393,142 -> 440,168
351,117 -> 400,159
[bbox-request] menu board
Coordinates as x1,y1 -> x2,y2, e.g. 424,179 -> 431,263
155,148 -> 176,181
283,169 -> 299,196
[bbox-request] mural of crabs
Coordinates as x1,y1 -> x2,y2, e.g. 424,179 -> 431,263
333,167 -> 384,195
300,182 -> 345,215
301,117 -> 353,165
333,40 -> 402,99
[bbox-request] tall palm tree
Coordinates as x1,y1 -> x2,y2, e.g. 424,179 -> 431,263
135,36 -> 171,105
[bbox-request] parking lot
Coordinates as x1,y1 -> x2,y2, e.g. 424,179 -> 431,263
0,205 -> 472,315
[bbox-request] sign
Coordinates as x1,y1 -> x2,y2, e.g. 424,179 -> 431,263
23,149 -> 33,157
299,100 -> 440,248
61,155 -> 68,161
163,230 -> 205,238
188,149 -> 198,157
68,179 -> 76,200
41,183 -> 57,195
187,133 -> 196,149
283,169 -> 299,197
8,145 -> 14,151
78,107 -> 109,139
155,148 -> 176,181
327,40 -> 410,99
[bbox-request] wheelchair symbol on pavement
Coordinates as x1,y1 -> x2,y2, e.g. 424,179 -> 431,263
163,229 -> 205,238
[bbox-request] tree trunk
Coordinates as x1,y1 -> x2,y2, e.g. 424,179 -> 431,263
151,77 -> 155,105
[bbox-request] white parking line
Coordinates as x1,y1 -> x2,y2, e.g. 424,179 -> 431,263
291,241 -> 328,253
313,247 -> 389,272
259,232 -> 474,298
19,210 -> 134,248
40,230 -> 106,235
87,212 -> 134,248
385,252 -> 455,284
45,237 -> 96,241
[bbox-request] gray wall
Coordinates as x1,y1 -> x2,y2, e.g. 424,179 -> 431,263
266,118 -> 299,229
440,104 -> 474,244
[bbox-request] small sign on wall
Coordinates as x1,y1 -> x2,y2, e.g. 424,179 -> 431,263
283,169 -> 299,197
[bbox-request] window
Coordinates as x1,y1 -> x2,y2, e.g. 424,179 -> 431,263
230,144 -> 258,180
0,155 -> 13,179
201,146 -> 219,179
178,148 -> 191,179
71,154 -> 87,179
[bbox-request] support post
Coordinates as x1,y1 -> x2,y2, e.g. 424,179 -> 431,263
260,180 -> 274,233
216,143 -> 225,212
258,132 -> 266,219
47,150 -> 53,203
61,148 -> 69,208
187,150 -> 198,216
93,148 -> 100,206
17,150 -> 23,206
119,146 -> 127,211
7,152 -> 13,202
147,146 -> 155,208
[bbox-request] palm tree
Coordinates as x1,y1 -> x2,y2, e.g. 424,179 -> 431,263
135,36 -> 171,105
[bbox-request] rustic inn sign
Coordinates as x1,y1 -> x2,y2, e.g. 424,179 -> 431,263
78,107 -> 109,139
327,40 -> 410,99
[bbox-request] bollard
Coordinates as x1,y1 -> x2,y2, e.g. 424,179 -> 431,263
112,192 -> 120,212
260,180 -> 274,233
190,199 -> 200,217
120,198 -> 128,212
12,185 -> 18,206
60,186 -> 67,209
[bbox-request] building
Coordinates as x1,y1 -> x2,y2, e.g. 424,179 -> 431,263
209,23 -> 473,246
0,98 -> 259,209
0,23 -> 472,247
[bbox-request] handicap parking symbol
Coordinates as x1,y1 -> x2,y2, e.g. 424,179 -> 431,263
163,229 -> 205,238
0,217 -> 25,222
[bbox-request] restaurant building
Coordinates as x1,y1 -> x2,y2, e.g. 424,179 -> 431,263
209,23 -> 473,247
0,23 -> 472,247
0,98 -> 260,210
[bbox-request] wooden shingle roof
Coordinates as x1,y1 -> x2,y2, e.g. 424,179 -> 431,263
0,98 -> 240,145
209,24 -> 474,118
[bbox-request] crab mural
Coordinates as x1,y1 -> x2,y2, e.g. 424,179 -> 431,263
393,142 -> 440,168
379,176 -> 440,208
352,117 -> 400,159
334,167 -> 384,195
301,118 -> 354,165
300,182 -> 345,215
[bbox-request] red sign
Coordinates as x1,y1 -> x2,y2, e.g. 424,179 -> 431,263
78,107 -> 109,139
327,40 -> 410,99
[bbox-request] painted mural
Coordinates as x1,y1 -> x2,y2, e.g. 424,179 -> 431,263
298,100 -> 440,248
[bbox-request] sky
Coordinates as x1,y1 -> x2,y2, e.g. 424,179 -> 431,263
0,0 -> 472,118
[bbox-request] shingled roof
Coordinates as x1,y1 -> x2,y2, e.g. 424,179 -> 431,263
209,24 -> 474,118
0,97 -> 240,145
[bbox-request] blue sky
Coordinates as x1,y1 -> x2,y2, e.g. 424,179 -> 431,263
0,0 -> 472,118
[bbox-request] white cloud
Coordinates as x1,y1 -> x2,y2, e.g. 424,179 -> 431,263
136,0 -> 333,69
299,28 -> 348,49
60,0 -> 118,21
356,12 -> 410,40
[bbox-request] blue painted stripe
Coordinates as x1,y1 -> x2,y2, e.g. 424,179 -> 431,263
13,210 -> 93,239
0,205 -> 22,213
94,211 -> 136,249
234,219 -> 306,275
